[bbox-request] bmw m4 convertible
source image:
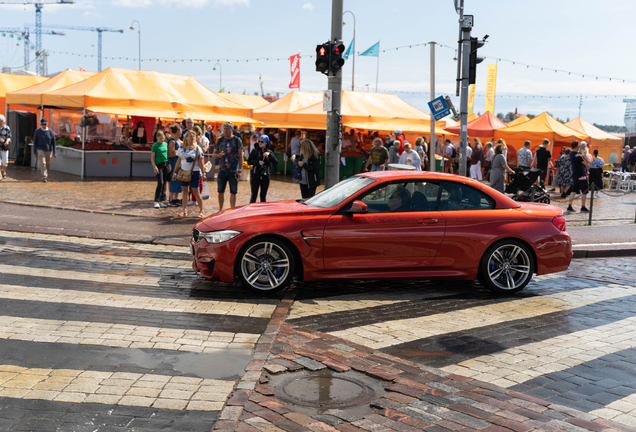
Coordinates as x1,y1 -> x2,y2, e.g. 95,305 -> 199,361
191,171 -> 572,294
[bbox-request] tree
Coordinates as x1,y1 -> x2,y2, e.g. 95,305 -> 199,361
496,113 -> 504,120
505,112 -> 515,122
527,114 -> 535,119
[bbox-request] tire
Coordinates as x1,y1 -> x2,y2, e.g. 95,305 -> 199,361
237,237 -> 295,293
479,240 -> 534,294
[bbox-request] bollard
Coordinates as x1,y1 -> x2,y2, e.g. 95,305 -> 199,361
530,185 -> 535,202
588,183 -> 594,226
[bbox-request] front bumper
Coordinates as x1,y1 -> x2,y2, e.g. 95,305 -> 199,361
191,229 -> 242,282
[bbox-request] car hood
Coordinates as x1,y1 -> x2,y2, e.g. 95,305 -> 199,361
517,202 -> 563,217
195,200 -> 326,231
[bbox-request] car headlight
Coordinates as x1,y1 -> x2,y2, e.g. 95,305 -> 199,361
199,230 -> 241,244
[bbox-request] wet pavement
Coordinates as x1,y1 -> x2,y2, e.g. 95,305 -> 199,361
1,230 -> 636,431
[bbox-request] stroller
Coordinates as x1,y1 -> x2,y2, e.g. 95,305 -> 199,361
504,167 -> 551,204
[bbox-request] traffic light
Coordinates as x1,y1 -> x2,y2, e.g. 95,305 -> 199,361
468,37 -> 486,85
315,43 -> 329,74
330,42 -> 345,73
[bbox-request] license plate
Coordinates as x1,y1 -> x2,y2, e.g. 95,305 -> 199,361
190,244 -> 195,255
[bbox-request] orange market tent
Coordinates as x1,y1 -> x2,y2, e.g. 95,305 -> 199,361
445,111 -> 507,138
494,112 -> 588,153
6,69 -> 95,107
252,91 -> 323,128
436,117 -> 458,129
216,93 -> 269,110
39,67 -> 258,124
467,113 -> 478,123
0,73 -> 49,116
566,117 -> 623,164
506,115 -> 530,127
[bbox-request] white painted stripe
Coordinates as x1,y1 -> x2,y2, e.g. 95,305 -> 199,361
442,316 -> 636,389
590,394 -> 636,428
328,285 -> 636,349
0,283 -> 276,318
0,364 -> 234,411
573,242 -> 636,247
0,315 -> 259,351
0,264 -> 161,286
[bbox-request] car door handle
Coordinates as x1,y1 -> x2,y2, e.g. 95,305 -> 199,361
418,218 -> 438,225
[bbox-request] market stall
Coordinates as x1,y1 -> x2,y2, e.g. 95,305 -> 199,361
0,73 -> 48,117
565,117 -> 623,164
216,93 -> 270,110
506,115 -> 531,127
23,67 -> 259,178
445,111 -> 507,138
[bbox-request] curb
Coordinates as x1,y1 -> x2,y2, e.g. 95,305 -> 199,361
0,199 -> 168,219
573,248 -> 636,258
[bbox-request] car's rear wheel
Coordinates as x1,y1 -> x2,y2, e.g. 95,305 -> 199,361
479,240 -> 534,294
237,237 -> 295,293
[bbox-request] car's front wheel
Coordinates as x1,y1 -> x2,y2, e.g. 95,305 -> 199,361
479,240 -> 534,294
237,237 -> 295,293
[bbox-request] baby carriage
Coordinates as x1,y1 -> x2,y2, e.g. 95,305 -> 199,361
504,167 -> 551,204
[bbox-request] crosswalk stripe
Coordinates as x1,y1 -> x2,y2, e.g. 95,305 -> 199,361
0,264 -> 162,286
441,316 -> 636,388
0,244 -> 190,269
0,364 -> 233,410
328,285 -> 636,349
0,283 -> 276,318
0,316 -> 259,351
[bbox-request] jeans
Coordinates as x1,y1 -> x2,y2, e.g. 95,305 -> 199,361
539,168 -> 548,187
250,176 -> 270,203
154,162 -> 170,202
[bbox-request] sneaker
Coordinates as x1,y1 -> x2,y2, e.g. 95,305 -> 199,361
159,202 -> 167,208
42,178 -> 47,183
187,200 -> 196,206
176,199 -> 183,205
154,202 -> 161,208
566,205 -> 575,212
580,207 -> 589,212
166,200 -> 179,207
561,192 -> 566,198
595,194 -> 601,198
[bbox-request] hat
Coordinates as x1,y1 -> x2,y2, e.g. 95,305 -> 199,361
223,121 -> 233,128
581,141 -> 587,145
40,118 -> 48,124
394,129 -> 402,135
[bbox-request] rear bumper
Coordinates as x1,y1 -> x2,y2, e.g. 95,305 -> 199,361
535,230 -> 572,275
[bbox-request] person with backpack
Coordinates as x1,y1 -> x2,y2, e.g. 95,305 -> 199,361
629,146 -> 636,172
443,139 -> 456,174
213,121 -> 244,211
292,139 -> 320,199
247,135 -> 278,203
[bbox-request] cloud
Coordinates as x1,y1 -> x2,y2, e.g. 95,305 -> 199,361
213,0 -> 249,6
111,0 -> 151,7
109,0 -> 247,8
302,2 -> 313,11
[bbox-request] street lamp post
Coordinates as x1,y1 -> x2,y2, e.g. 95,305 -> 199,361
213,62 -> 222,92
343,10 -> 355,92
129,20 -> 141,70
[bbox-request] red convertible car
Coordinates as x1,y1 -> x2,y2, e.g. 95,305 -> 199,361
191,171 -> 572,294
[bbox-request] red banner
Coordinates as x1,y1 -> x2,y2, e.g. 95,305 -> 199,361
289,54 -> 300,89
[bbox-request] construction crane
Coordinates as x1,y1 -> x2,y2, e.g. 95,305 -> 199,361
0,0 -> 73,75
0,27 -> 64,72
28,24 -> 124,72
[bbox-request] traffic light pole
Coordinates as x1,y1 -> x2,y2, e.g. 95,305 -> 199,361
458,27 -> 471,177
325,0 -> 344,189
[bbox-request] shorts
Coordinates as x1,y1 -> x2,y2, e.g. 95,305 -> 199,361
0,150 -> 8,166
571,177 -> 589,194
180,170 -> 201,190
217,169 -> 238,194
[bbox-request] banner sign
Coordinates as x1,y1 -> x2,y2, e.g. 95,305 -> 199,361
289,54 -> 300,89
484,64 -> 498,114
467,84 -> 475,116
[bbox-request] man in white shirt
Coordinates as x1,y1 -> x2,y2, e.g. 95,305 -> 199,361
517,140 -> 533,169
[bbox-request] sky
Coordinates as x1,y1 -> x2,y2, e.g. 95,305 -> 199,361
1,0 -> 635,126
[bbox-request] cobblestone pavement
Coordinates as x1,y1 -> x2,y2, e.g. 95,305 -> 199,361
2,227 -> 636,431
2,164 -> 636,226
0,230 -> 282,431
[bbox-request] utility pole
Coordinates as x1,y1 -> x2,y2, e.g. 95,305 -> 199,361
458,25 -> 471,177
429,41 -> 436,171
325,0 -> 344,189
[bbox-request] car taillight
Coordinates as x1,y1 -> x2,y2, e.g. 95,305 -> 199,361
552,215 -> 567,231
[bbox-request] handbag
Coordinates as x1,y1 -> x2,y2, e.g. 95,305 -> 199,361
175,147 -> 198,182
292,157 -> 303,180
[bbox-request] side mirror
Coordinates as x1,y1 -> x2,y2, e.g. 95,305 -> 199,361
347,200 -> 368,214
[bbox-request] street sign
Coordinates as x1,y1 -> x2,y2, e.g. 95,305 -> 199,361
323,90 -> 332,111
428,96 -> 451,121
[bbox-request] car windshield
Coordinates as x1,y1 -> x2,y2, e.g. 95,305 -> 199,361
304,176 -> 376,208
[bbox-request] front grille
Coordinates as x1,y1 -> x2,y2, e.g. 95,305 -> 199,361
206,261 -> 215,275
192,228 -> 200,243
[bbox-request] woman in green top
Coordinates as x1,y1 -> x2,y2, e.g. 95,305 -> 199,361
151,130 -> 170,208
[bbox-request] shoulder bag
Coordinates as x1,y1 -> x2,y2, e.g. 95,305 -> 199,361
175,147 -> 198,182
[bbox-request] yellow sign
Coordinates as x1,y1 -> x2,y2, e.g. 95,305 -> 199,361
467,84 -> 475,116
484,64 -> 497,114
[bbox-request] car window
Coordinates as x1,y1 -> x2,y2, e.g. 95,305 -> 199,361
439,181 -> 495,211
305,176 -> 376,208
359,181 -> 440,213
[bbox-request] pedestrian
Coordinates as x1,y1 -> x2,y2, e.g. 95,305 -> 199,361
151,120 -> 164,142
0,114 -> 11,181
33,118 -> 56,183
188,125 -> 210,206
384,133 -> 393,150
388,140 -> 400,164
248,135 -> 278,203
414,137 -> 428,171
470,138 -> 486,180
443,139 -> 456,174
292,139 -> 320,199
151,130 -> 170,208
484,142 -> 494,180
399,143 -> 422,170
365,137 -> 390,172
465,141 -> 473,175
181,117 -> 194,139
567,140 -> 590,213
589,148 -> 604,197
173,130 -> 205,218
555,146 -> 573,198
394,129 -> 405,155
213,121 -> 243,211
517,140 -> 532,169
290,129 -> 302,156
341,132 -> 352,150
167,125 -> 183,207
628,145 -> 636,172
489,143 -> 515,193
621,145 -> 631,172
131,121 -> 147,144
349,129 -> 360,151
531,139 -> 553,188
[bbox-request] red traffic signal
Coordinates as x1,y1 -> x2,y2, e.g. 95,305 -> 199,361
315,43 -> 329,74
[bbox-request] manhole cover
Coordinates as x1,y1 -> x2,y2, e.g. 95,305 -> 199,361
269,370 -> 380,409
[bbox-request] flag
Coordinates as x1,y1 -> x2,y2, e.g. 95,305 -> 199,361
289,54 -> 300,89
484,64 -> 498,114
220,87 -> 225,93
344,38 -> 354,61
359,41 -> 379,57
243,88 -> 246,94
467,84 -> 475,116
79,67 -> 85,71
